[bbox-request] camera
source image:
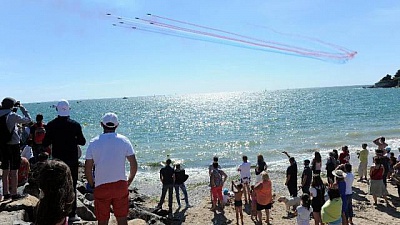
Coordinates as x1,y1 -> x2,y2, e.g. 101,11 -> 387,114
14,101 -> 20,107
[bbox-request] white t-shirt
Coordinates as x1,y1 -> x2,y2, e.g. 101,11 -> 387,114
344,172 -> 354,195
86,132 -> 135,187
296,205 -> 312,225
21,145 -> 33,160
238,161 -> 251,179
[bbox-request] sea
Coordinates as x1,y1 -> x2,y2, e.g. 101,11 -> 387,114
23,86 -> 400,195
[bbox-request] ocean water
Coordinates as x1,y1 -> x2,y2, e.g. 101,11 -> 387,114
24,86 -> 400,195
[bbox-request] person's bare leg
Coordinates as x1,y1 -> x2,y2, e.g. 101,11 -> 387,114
257,210 -> 262,225
265,209 -> 270,224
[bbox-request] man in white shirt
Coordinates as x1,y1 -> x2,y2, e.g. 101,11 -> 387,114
238,155 -> 251,204
85,113 -> 138,225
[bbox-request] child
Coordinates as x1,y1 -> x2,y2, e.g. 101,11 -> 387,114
222,188 -> 231,205
250,185 -> 257,221
231,181 -> 244,225
295,193 -> 313,225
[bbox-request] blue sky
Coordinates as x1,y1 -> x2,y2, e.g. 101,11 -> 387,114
1,0 -> 400,103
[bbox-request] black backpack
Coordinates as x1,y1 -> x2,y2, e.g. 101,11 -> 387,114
0,113 -> 13,146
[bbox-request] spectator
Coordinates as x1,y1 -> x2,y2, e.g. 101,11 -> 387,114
301,160 -> 312,195
311,152 -> 322,175
326,152 -> 338,184
344,164 -> 354,225
283,151 -> 298,197
373,137 -> 388,150
0,97 -> 31,200
85,112 -> 138,225
237,155 -> 251,204
321,188 -> 342,225
156,159 -> 175,212
255,154 -> 268,183
35,160 -> 74,225
210,162 -> 228,211
174,164 -> 190,208
310,175 -> 326,225
339,146 -> 350,165
357,143 -> 368,181
42,99 -> 86,222
369,156 -> 389,206
255,172 -> 273,225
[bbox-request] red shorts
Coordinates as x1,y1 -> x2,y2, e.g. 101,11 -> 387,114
94,180 -> 129,221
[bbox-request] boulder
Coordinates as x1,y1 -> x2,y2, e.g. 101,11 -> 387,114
128,218 -> 147,225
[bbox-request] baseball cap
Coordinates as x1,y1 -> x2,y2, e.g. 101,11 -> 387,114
56,99 -> 70,116
102,112 -> 119,128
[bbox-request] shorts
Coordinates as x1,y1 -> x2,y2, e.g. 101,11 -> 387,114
241,177 -> 250,184
256,202 -> 272,211
94,180 -> 129,221
1,144 -> 21,170
234,200 -> 243,207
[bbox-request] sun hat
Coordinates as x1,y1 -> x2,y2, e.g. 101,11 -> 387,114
102,112 -> 119,128
332,169 -> 346,178
56,99 -> 70,116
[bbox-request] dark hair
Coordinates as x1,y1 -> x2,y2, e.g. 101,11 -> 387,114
314,152 -> 322,163
344,163 -> 352,173
36,114 -> 44,122
289,157 -> 295,163
242,155 -> 248,162
301,193 -> 311,210
35,160 -> 74,225
257,154 -> 264,163
38,152 -> 49,162
166,159 -> 172,165
327,188 -> 341,200
311,174 -> 324,188
373,156 -> 382,165
213,162 -> 219,169
213,156 -> 219,162
175,164 -> 181,169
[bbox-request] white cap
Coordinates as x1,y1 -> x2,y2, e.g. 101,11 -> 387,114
56,99 -> 70,116
102,112 -> 119,128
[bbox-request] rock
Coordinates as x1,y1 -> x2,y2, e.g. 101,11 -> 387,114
128,219 -> 147,225
0,210 -> 26,224
1,195 -> 38,222
76,198 -> 96,221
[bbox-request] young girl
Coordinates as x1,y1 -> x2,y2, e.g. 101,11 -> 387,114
295,193 -> 313,225
231,181 -> 244,225
250,185 -> 257,221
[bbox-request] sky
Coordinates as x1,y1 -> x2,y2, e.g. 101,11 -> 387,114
1,0 -> 400,103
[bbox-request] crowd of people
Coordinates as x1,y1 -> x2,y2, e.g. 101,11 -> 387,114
1,96 -> 400,225
189,140 -> 400,225
0,97 -> 137,225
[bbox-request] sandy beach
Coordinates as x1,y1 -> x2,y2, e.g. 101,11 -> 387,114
143,175 -> 400,225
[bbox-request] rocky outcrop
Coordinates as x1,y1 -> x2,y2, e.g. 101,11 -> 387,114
373,69 -> 400,88
0,165 -> 170,225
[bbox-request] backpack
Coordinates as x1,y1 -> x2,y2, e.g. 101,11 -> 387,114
33,124 -> 46,144
0,113 -> 13,146
211,169 -> 223,187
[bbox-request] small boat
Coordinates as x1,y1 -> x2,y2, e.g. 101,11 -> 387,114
122,97 -> 128,99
